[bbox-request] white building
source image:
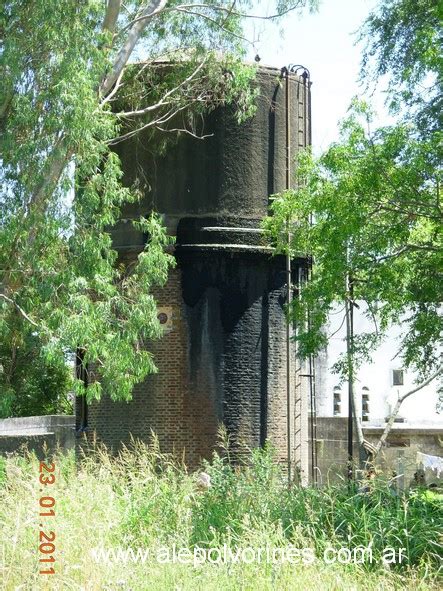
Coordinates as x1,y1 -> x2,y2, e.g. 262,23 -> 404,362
316,305 -> 443,428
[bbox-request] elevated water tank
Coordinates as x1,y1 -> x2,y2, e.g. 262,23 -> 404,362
83,65 -> 311,479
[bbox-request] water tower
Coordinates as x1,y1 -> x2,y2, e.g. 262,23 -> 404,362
78,65 -> 312,482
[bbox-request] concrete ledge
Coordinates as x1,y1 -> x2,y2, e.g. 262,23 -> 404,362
364,425 -> 443,435
0,415 -> 75,436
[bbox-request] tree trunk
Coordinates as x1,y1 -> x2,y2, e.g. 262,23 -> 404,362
100,0 -> 168,96
372,365 -> 442,458
345,277 -> 371,471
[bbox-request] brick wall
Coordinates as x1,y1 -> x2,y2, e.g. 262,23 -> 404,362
85,266 -> 218,466
81,254 -> 309,474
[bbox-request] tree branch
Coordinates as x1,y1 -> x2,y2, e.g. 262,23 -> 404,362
0,87 -> 13,120
9,137 -> 73,259
123,1 -> 306,31
327,311 -> 346,339
154,125 -> 212,139
375,243 -> 440,263
108,102 -> 193,144
399,366 -> 443,404
0,293 -> 39,328
366,300 -> 379,337
27,138 -> 73,226
103,0 -> 122,36
175,6 -> 254,46
372,365 -> 443,456
116,55 -> 209,118
100,0 -> 168,97
100,67 -> 125,107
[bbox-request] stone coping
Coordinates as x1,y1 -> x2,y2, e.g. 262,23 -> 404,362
0,415 -> 75,436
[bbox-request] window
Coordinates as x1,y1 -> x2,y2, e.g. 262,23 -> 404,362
392,369 -> 404,386
333,387 -> 341,416
362,387 -> 369,422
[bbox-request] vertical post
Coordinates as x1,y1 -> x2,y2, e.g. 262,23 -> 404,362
309,346 -> 318,485
345,275 -> 354,480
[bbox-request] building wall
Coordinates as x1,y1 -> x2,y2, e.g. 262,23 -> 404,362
86,267 -> 208,461
316,304 -> 442,427
310,304 -> 442,486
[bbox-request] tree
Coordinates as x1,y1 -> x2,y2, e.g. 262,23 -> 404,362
0,324 -> 72,418
0,1 -> 318,406
264,0 -> 442,464
359,0 -> 442,132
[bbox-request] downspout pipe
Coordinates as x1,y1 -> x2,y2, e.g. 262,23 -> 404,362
75,348 -> 88,433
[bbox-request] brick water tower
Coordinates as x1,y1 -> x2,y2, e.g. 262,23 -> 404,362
77,65 -> 312,483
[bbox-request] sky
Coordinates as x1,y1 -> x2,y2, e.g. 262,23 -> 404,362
245,0 -> 392,152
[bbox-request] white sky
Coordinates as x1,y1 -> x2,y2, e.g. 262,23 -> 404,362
246,0 -> 392,152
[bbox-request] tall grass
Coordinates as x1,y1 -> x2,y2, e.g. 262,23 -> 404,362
0,436 -> 441,590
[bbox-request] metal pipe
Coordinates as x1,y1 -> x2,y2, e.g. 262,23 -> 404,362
308,341 -> 317,485
300,71 -> 317,485
306,74 -> 318,485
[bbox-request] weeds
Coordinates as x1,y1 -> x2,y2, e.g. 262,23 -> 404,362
0,438 -> 441,590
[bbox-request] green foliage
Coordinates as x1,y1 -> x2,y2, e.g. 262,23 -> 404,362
359,0 -> 442,131
191,443 -> 283,545
0,326 -> 72,418
0,445 -> 441,588
0,456 -> 6,486
264,105 -> 442,378
281,478 -> 443,569
0,1 -> 317,406
264,0 -> 442,383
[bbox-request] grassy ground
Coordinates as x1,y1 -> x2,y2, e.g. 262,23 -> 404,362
0,438 -> 441,590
